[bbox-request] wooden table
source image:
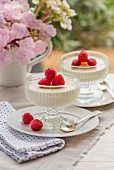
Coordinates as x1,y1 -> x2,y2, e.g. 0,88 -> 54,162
74,125 -> 114,170
43,48 -> 114,170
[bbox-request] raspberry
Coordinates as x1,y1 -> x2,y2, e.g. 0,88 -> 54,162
87,58 -> 97,66
52,74 -> 65,86
22,113 -> 34,124
78,50 -> 88,62
45,68 -> 57,81
71,59 -> 81,66
30,119 -> 43,131
38,78 -> 50,86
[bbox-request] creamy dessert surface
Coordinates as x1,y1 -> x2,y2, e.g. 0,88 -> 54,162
27,80 -> 77,93
62,56 -> 107,73
61,55 -> 108,83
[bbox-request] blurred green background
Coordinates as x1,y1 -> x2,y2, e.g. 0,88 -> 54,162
29,0 -> 114,52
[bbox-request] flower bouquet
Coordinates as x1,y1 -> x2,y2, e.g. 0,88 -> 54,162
0,0 -> 76,86
0,0 -> 76,66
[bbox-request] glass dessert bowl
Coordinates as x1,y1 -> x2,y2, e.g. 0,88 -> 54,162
60,50 -> 109,106
25,71 -> 80,129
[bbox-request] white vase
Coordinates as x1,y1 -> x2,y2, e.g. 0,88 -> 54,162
0,42 -> 53,87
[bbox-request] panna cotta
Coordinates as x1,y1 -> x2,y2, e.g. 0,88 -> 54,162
25,73 -> 80,108
61,51 -> 109,83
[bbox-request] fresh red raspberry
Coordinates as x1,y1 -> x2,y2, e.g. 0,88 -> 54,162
78,50 -> 88,62
22,113 -> 34,124
87,58 -> 97,66
38,78 -> 50,86
30,119 -> 43,131
45,68 -> 57,81
52,74 -> 65,86
71,59 -> 81,66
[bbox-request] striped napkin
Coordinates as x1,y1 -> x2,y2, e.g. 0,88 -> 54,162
0,101 -> 65,163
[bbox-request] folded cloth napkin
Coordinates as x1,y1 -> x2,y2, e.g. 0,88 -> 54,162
0,101 -> 65,163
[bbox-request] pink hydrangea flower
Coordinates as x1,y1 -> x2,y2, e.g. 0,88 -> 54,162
0,29 -> 10,48
0,0 -> 57,67
3,2 -> 24,20
4,8 -> 22,21
10,23 -> 30,40
14,0 -> 29,11
43,25 -> 56,37
0,51 -> 12,67
0,0 -> 10,6
0,0 -> 10,3
22,12 -> 41,29
0,14 -> 6,27
34,40 -> 48,55
40,32 -> 51,42
0,35 -> 5,50
19,37 -> 35,49
16,47 -> 35,65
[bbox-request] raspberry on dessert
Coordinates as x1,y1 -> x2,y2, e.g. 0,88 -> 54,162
52,74 -> 65,86
38,78 -> 50,86
87,58 -> 97,66
78,50 -> 88,62
22,113 -> 34,124
71,59 -> 81,66
45,68 -> 57,81
30,119 -> 43,131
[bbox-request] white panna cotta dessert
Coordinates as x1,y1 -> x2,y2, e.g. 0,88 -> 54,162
26,76 -> 79,108
61,51 -> 109,84
25,75 -> 79,108
25,69 -> 80,129
60,50 -> 109,106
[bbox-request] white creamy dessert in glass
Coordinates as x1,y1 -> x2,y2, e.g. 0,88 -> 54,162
61,50 -> 109,106
25,72 -> 80,129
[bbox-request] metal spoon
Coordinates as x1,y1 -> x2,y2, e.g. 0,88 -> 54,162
98,81 -> 114,99
60,110 -> 102,132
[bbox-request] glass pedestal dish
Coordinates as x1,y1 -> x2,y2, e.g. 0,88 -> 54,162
60,50 -> 109,106
25,73 -> 80,129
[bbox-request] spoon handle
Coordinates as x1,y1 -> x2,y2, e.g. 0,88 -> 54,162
75,110 -> 102,125
107,87 -> 114,99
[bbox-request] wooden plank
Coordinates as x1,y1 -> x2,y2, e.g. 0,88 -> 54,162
73,126 -> 114,170
0,86 -> 6,92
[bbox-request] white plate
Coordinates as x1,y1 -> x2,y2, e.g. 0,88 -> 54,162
7,106 -> 99,138
75,90 -> 114,108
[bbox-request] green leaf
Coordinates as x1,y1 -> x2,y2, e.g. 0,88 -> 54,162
51,37 -> 62,49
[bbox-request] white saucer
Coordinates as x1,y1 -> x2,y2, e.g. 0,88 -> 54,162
7,106 -> 99,138
75,90 -> 114,108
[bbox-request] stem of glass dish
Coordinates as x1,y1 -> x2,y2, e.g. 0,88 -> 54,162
47,108 -> 59,117
40,108 -> 61,129
47,108 -> 74,125
80,84 -> 93,95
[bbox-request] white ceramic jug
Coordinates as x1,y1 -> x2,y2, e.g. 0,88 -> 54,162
0,42 -> 52,87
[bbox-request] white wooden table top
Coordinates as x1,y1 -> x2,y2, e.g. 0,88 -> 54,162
74,74 -> 114,170
0,74 -> 114,170
74,125 -> 114,170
